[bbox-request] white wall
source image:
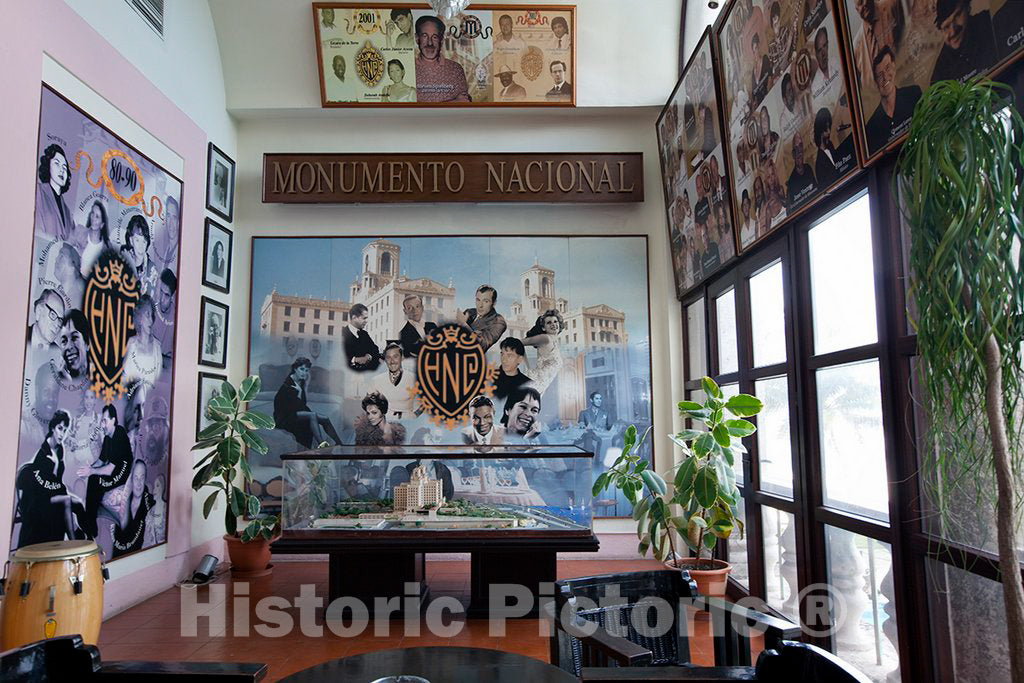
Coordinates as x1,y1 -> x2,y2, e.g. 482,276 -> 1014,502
683,0 -> 726,67
233,106 -> 683,536
60,0 -> 238,560
209,0 -> 685,112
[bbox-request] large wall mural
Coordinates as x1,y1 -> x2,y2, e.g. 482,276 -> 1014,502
247,236 -> 652,517
11,85 -> 181,559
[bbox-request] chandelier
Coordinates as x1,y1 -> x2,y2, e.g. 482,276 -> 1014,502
428,0 -> 471,20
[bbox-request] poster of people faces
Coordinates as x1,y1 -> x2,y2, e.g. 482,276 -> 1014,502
840,0 -> 1024,162
718,0 -> 861,251
657,29 -> 738,297
314,4 -> 575,105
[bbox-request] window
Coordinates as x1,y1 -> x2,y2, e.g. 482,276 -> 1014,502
298,323 -> 305,333
284,306 -> 291,316
283,321 -> 290,332
299,307 -> 306,317
314,309 -> 321,319
329,311 -> 335,321
328,325 -> 334,336
314,324 -> 320,335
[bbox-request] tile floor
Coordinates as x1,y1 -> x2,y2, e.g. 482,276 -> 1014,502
97,559 -> 731,681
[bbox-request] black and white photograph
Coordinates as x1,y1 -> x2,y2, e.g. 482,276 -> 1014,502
205,142 -> 235,222
196,372 -> 227,439
198,296 -> 229,369
202,218 -> 233,293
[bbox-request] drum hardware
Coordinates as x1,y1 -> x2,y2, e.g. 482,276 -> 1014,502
47,585 -> 56,613
69,557 -> 84,594
0,560 -> 9,596
20,580 -> 32,597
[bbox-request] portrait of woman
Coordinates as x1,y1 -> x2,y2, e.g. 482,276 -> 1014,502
111,459 -> 154,558
144,473 -> 167,547
699,103 -> 716,157
15,410 -> 85,546
123,295 -> 163,400
522,309 -> 565,396
121,214 -> 158,296
211,240 -> 226,278
753,176 -> 771,238
35,143 -> 73,241
382,59 -> 415,103
79,199 -> 110,277
500,385 -> 544,442
354,391 -> 406,446
273,356 -> 341,449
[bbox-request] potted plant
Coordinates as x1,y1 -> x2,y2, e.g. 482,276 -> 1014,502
192,375 -> 279,577
594,377 -> 762,598
896,78 -> 1024,679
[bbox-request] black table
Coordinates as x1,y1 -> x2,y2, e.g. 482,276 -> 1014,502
278,646 -> 577,683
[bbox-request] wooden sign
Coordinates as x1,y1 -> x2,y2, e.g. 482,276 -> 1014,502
262,153 -> 644,203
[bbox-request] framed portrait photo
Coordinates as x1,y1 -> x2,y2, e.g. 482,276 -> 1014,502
202,218 -> 233,293
717,0 -> 861,252
313,3 -> 576,107
205,142 -> 235,222
840,0 -> 1024,164
196,371 -> 227,439
198,296 -> 229,369
657,27 -> 737,298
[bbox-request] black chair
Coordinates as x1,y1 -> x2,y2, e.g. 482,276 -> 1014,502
579,640 -> 873,682
548,570 -> 802,676
0,635 -> 268,682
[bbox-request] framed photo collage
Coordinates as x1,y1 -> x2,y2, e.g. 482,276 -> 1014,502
659,0 -> 1024,298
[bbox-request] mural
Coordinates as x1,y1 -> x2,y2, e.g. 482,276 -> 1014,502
11,85 -> 181,559
247,236 -> 653,517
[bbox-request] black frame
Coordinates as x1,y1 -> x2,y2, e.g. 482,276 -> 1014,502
205,142 -> 235,222
198,296 -> 229,369
196,371 -> 227,439
201,218 -> 233,293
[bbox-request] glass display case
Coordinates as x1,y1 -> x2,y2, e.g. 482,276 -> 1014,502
280,444 -> 594,536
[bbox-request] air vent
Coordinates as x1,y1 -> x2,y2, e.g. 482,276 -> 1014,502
126,0 -> 164,37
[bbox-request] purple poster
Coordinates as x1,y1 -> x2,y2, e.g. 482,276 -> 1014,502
11,85 -> 182,560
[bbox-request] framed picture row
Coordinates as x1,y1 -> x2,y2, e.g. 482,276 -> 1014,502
313,3 -> 576,107
660,0 -> 1024,299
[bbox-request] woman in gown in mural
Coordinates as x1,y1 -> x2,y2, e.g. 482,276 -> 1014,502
355,391 -> 407,446
15,410 -> 85,547
123,295 -> 162,401
522,309 -> 565,396
111,459 -> 154,558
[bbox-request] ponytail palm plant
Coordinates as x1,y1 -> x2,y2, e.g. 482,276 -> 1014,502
896,78 -> 1024,679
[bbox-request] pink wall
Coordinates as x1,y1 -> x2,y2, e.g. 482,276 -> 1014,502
0,0 -> 221,614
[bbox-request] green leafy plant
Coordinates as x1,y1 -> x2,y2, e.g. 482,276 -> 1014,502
896,78 -> 1024,678
594,377 -> 762,565
192,375 -> 278,543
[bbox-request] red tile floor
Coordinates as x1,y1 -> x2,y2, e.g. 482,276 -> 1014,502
97,559 -> 733,682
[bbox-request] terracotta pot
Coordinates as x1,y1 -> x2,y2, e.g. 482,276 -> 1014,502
665,557 -> 731,599
224,534 -> 276,578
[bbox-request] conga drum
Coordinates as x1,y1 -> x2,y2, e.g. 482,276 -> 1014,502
0,540 -> 105,649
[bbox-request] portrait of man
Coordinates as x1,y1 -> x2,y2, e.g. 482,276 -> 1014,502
577,391 -> 614,457
321,8 -> 335,30
780,73 -> 810,138
213,162 -> 228,208
399,294 -> 437,358
551,16 -> 571,49
865,47 -> 921,153
696,200 -> 721,274
204,312 -> 222,357
78,404 -> 133,539
415,15 -> 471,103
28,288 -> 66,352
546,60 -> 572,100
495,65 -> 527,100
494,13 -> 527,54
456,285 -> 507,352
342,303 -> 381,372
786,134 -> 819,209
810,26 -> 841,109
332,54 -> 346,83
152,269 -> 176,366
851,0 -> 905,90
369,342 -> 416,418
388,8 -> 414,49
750,32 -> 773,105
929,0 -> 997,84
739,189 -> 756,247
494,336 -> 532,400
461,395 -> 505,445
994,0 -> 1024,59
57,309 -> 90,385
813,106 -> 855,188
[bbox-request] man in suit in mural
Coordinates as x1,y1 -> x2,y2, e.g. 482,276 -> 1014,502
399,294 -> 437,358
461,395 -> 505,445
77,404 -> 133,539
546,61 -> 572,100
342,303 -> 380,372
456,285 -> 507,353
929,0 -> 997,84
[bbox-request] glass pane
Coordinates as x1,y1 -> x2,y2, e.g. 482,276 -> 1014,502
927,559 -> 1011,682
686,298 -> 706,381
754,376 -> 793,498
808,194 -> 878,355
825,527 -> 901,682
817,360 -> 889,523
726,496 -> 748,589
715,289 -> 738,375
721,383 -> 742,487
749,262 -> 786,367
762,507 -> 798,618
